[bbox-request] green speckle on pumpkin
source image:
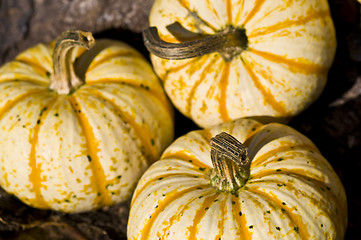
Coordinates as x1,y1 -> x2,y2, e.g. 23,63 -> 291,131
276,226 -> 281,231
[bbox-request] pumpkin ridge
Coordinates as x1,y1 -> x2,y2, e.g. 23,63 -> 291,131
247,187 -> 311,240
249,48 -> 329,76
85,51 -> 143,73
234,0 -> 246,25
248,9 -> 331,38
242,58 -> 287,115
241,190 -> 281,237
243,54 -> 285,87
242,0 -> 267,26
28,97 -> 58,209
0,78 -> 49,87
161,151 -> 210,170
232,194 -> 253,240
251,168 -> 326,185
85,81 -> 173,120
162,57 -> 199,83
185,56 -> 216,117
15,59 -> 50,78
139,185 -> 208,240
68,96 -> 113,207
176,0 -> 217,31
247,178 -> 336,225
214,196 -> 227,240
131,172 -> 201,207
250,144 -> 319,167
0,89 -> 48,120
159,189 -> 214,239
80,88 -> 158,164
187,192 -> 220,240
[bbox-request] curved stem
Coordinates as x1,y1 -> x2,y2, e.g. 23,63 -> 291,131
210,132 -> 251,192
143,24 -> 248,62
50,30 -> 95,95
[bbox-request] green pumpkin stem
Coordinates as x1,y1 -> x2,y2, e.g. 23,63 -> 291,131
50,30 -> 95,95
210,132 -> 251,192
143,23 -> 248,62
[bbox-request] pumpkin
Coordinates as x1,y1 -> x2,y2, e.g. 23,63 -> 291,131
128,118 -> 347,239
143,0 -> 337,128
0,30 -> 174,213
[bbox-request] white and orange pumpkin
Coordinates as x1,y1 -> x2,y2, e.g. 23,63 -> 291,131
0,30 -> 174,213
128,118 -> 347,239
144,0 -> 337,127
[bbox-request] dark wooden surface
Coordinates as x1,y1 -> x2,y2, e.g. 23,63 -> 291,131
0,0 -> 360,239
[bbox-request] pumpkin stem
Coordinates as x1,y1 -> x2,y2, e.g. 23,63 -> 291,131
50,30 -> 95,95
143,23 -> 248,62
210,132 -> 251,192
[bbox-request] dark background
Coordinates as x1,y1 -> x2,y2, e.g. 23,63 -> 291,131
0,0 -> 360,239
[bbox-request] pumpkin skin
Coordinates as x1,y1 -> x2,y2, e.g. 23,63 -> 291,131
148,0 -> 337,128
128,119 -> 347,239
0,35 -> 174,213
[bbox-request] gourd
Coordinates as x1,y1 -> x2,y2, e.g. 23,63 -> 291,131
0,30 -> 174,213
144,0 -> 337,128
128,118 -> 347,239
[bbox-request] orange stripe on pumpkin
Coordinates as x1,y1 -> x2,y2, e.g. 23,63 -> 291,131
251,144 -> 319,168
232,194 -> 253,240
85,79 -> 174,122
247,187 -> 311,240
68,96 -> 113,207
248,10 -> 331,38
218,62 -> 231,122
249,48 -> 328,76
243,0 -> 267,25
242,59 -> 287,115
186,56 -> 220,117
28,97 -> 57,209
81,89 -> 157,164
161,151 -> 210,171
0,90 -> 47,120
86,50 -> 143,72
226,0 -> 232,24
214,197 -> 227,240
131,172 -> 199,207
158,190 -> 214,239
234,0 -> 246,25
188,193 -> 220,239
139,185 -> 208,240
176,0 -> 217,31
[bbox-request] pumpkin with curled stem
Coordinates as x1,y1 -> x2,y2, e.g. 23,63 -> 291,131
144,0 -> 337,128
128,118 -> 347,240
0,30 -> 174,213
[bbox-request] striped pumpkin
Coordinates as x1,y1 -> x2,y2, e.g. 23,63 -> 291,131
145,0 -> 337,128
128,118 -> 347,239
0,30 -> 174,213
